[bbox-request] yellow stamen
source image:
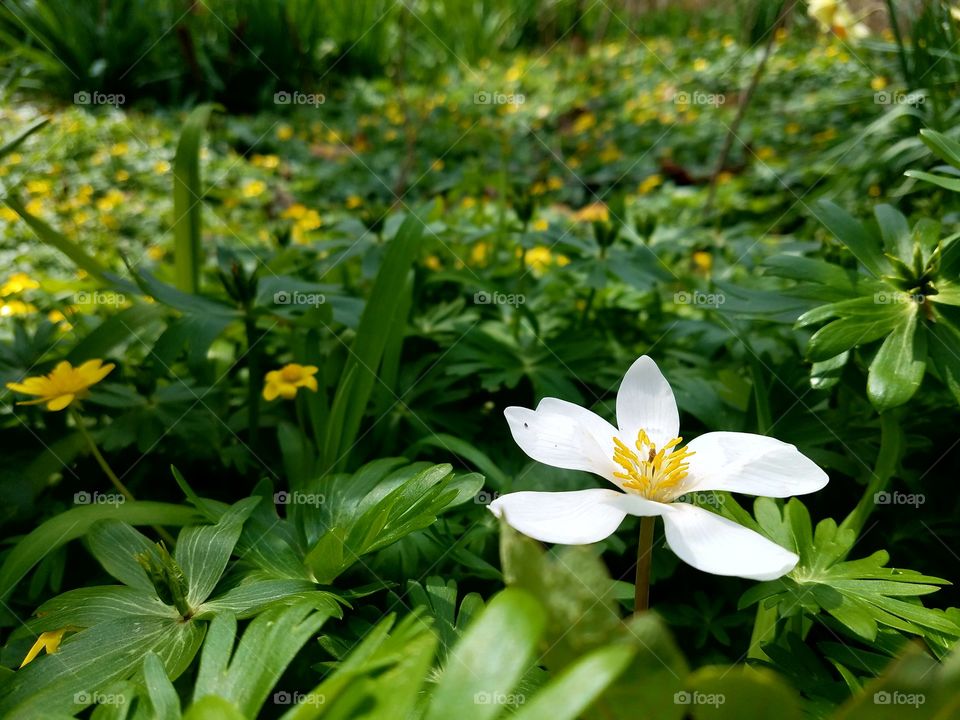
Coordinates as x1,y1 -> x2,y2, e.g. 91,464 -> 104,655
612,430 -> 695,502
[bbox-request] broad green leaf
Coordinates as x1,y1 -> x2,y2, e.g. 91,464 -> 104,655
176,498 -> 259,607
511,644 -> 635,720
143,652 -> 182,720
684,666 -> 802,720
873,204 -> 912,261
0,502 -> 202,604
86,521 -> 158,592
425,588 -> 546,720
867,309 -> 926,411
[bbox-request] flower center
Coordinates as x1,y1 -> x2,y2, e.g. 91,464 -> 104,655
612,429 -> 695,502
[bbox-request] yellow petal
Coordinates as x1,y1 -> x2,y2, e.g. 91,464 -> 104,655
263,383 -> 280,401
300,376 -> 318,392
277,383 -> 298,400
46,394 -> 75,411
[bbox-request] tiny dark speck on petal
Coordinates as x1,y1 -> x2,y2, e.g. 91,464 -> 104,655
524,422 -> 529,428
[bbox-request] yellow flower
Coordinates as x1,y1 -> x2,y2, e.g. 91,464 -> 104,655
532,218 -> 549,232
110,142 -> 129,157
6,359 -> 115,411
251,154 -> 280,169
871,77 -> 887,91
692,250 -> 713,273
242,179 -> 267,199
574,203 -> 609,223
1,272 -> 40,296
346,195 -> 363,209
114,169 -> 130,182
0,299 -> 37,317
48,309 -> 73,332
276,125 -> 294,141
524,246 -> 567,274
282,203 -> 308,220
26,180 -> 51,196
424,255 -> 442,271
1,207 -> 19,223
262,364 -> 318,401
638,174 -> 663,195
153,160 -> 171,175
470,242 -> 489,265
96,189 -> 125,212
20,628 -> 73,668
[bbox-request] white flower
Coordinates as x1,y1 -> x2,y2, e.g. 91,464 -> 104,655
489,356 -> 828,581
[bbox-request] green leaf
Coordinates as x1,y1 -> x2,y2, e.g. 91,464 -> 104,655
425,588 -> 546,720
867,309 -> 926,411
0,617 -> 204,719
511,644 -> 635,720
0,117 -> 49,160
322,212 -> 423,472
2,195 -> 136,292
0,502 -> 202,604
173,104 -> 217,294
175,498 -> 259,607
86,521 -> 158,592
143,652 -> 182,720
812,200 -> 888,278
873,204 -> 912,261
684,666 -> 802,720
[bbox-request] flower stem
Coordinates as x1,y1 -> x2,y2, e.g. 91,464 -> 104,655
71,409 -> 176,546
71,409 -> 134,502
839,410 -> 903,540
634,516 -> 656,613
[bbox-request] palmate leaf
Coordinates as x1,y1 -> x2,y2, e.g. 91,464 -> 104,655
225,460 -> 480,585
740,499 -> 959,644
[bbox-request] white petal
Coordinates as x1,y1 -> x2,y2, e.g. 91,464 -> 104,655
660,503 -> 798,580
488,489 -> 629,544
615,356 -> 680,449
682,432 -> 828,497
505,399 -> 620,481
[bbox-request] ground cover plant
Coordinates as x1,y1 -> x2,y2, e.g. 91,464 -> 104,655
1,0 -> 960,717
